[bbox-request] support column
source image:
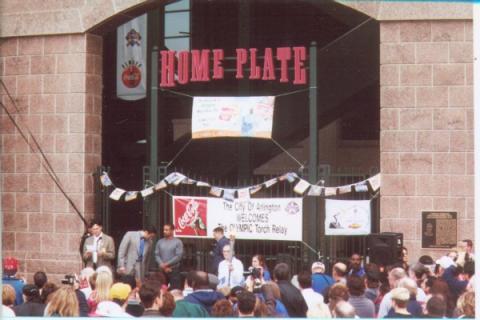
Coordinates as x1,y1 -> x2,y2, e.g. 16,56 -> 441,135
308,42 -> 319,258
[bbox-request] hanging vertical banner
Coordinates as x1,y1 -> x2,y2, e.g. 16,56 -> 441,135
117,14 -> 147,101
325,199 -> 371,236
191,96 -> 275,139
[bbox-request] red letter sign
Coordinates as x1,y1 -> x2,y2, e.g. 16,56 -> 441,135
276,47 -> 291,83
236,48 -> 247,79
293,46 -> 306,85
212,49 -> 224,80
160,50 -> 176,87
191,49 -> 210,82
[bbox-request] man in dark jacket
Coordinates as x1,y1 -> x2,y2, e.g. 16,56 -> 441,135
184,271 -> 225,314
12,284 -> 45,317
211,227 -> 231,275
273,263 -> 308,317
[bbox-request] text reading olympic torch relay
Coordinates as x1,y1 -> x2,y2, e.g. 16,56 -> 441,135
173,196 -> 303,241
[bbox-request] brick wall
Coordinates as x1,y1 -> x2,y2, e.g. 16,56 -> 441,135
379,20 -> 473,259
0,34 -> 102,282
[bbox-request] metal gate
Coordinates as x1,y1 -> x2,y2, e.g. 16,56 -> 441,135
137,165 -> 379,274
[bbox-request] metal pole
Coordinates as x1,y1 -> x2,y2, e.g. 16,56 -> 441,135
146,9 -> 161,230
308,41 -> 319,260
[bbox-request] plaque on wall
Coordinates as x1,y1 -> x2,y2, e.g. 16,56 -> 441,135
422,211 -> 457,249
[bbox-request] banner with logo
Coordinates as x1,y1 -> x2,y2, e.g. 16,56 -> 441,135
117,14 -> 147,100
173,196 -> 302,241
191,96 -> 275,139
325,199 -> 371,235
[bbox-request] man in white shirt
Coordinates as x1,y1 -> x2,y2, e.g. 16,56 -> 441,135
297,270 -> 331,318
82,220 -> 115,270
218,245 -> 244,288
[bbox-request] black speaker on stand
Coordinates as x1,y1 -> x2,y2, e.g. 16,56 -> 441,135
367,233 -> 403,266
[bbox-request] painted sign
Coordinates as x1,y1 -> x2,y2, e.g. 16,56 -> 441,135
173,196 -> 303,241
191,96 -> 275,139
325,199 -> 371,236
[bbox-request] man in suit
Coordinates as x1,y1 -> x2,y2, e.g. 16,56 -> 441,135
82,220 -> 115,270
117,226 -> 157,281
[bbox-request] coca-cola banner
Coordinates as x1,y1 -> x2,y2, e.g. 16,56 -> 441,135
116,14 -> 147,101
191,96 -> 275,139
173,196 -> 303,241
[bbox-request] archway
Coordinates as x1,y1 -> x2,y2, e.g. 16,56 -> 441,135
98,0 -> 379,272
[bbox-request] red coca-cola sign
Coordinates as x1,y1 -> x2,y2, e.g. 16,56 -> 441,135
174,198 -> 207,237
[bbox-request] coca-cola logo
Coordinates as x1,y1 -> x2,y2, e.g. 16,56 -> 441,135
175,198 -> 207,237
178,199 -> 200,229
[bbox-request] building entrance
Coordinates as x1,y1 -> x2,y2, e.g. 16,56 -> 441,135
99,0 -> 380,272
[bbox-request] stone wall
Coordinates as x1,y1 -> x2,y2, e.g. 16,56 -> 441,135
379,20 -> 474,259
0,34 -> 102,282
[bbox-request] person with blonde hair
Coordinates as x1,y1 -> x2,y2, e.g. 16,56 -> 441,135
456,291 -> 475,318
44,286 -> 79,317
2,284 -> 16,317
87,270 -> 113,314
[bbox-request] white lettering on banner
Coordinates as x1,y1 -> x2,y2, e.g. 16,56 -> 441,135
172,196 -> 303,241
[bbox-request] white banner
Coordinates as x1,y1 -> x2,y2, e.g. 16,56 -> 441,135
173,196 -> 302,241
191,96 -> 275,139
325,199 -> 371,235
117,14 -> 147,100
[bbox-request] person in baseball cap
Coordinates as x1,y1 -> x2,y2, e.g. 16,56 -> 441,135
2,257 -> 25,305
110,282 -> 131,306
311,261 -> 334,296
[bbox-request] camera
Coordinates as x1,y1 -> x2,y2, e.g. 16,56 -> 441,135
61,274 -> 77,285
243,267 -> 262,279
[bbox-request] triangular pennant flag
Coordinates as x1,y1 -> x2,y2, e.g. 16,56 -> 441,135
154,180 -> 167,191
249,184 -> 263,195
264,178 -> 278,188
223,189 -> 236,202
164,172 -> 179,184
209,187 -> 223,197
124,191 -> 139,202
172,173 -> 187,186
182,178 -> 197,185
196,181 -> 211,188
324,187 -> 336,197
307,185 -> 323,196
279,172 -> 298,183
140,186 -> 154,198
367,174 -> 381,192
338,185 -> 353,195
293,179 -> 310,195
237,188 -> 251,199
100,172 -> 113,187
354,184 -> 369,193
109,188 -> 126,200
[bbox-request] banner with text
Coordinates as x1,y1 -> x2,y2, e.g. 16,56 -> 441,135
173,196 -> 302,241
325,199 -> 371,236
117,14 -> 147,100
191,96 -> 275,139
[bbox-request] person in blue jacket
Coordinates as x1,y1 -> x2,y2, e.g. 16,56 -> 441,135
2,257 -> 24,306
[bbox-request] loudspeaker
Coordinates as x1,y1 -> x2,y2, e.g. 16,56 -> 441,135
367,233 -> 403,266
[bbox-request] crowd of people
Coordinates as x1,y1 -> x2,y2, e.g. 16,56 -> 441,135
1,221 -> 476,318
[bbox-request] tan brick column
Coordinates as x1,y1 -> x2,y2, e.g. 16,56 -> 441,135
1,34 -> 102,282
380,21 -> 473,259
